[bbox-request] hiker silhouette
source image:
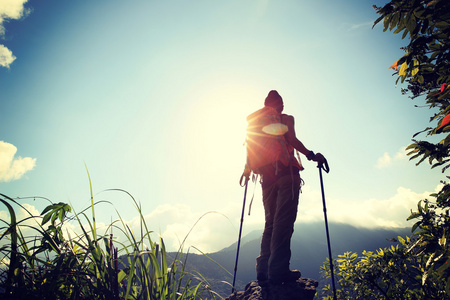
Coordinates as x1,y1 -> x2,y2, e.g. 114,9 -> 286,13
243,90 -> 326,285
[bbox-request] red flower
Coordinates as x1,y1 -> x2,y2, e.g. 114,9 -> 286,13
437,113 -> 450,133
432,83 -> 447,97
389,60 -> 399,70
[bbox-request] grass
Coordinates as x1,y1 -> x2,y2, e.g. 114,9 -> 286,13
0,169 -> 228,299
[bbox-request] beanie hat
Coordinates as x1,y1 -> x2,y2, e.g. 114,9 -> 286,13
264,90 -> 283,107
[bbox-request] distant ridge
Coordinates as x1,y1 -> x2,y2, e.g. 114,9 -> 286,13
179,222 -> 411,297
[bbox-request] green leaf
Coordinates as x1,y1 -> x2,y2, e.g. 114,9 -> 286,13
41,204 -> 55,215
411,59 -> 419,76
42,212 -> 53,225
401,74 -> 406,83
118,269 -> 127,282
439,234 -> 447,247
390,12 -> 400,31
406,143 -> 418,150
402,28 -> 409,39
406,14 -> 417,32
383,14 -> 392,32
418,75 -> 424,84
435,21 -> 450,28
399,62 -> 408,76
58,209 -> 64,222
393,26 -> 405,34
412,222 -> 420,233
373,15 -> 385,28
407,212 -> 420,220
51,212 -> 58,224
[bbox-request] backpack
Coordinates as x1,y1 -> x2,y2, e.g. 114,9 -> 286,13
245,106 -> 302,174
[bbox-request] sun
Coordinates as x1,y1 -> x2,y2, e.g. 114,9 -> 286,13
170,82 -> 266,189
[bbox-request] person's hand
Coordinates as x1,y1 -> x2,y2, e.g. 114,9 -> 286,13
242,164 -> 251,178
240,164 -> 251,186
313,153 -> 326,165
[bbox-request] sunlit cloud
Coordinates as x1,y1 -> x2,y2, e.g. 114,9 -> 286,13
0,183 -> 437,255
107,183 -> 435,252
0,141 -> 36,182
376,147 -> 407,168
135,204 -> 238,253
347,21 -> 373,31
394,148 -> 408,160
299,184 -> 435,229
0,202 -> 40,225
0,44 -> 16,68
0,0 -> 30,68
376,152 -> 392,169
0,0 -> 30,35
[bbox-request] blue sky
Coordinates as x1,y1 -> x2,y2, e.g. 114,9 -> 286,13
0,0 -> 444,253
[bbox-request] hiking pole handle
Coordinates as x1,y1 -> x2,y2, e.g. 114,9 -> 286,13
239,173 -> 250,186
318,157 -> 330,174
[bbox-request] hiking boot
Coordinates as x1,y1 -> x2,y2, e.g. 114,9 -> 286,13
269,270 -> 301,285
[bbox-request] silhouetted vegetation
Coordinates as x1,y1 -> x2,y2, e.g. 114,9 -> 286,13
321,1 -> 450,298
0,169 -> 221,299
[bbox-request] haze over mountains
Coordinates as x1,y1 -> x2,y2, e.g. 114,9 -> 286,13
178,222 -> 411,297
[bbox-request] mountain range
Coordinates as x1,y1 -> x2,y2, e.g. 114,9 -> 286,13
177,222 -> 412,298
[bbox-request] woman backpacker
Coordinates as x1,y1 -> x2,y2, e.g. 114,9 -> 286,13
243,90 -> 326,285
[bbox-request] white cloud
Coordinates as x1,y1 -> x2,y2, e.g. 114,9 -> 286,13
0,44 -> 16,68
376,147 -> 407,168
348,21 -> 373,31
133,203 -> 239,253
394,148 -> 408,160
376,152 -> 392,169
112,182 -> 434,252
299,185 -> 434,229
0,0 -> 30,68
0,202 -> 41,225
0,183 -> 437,257
340,187 -> 428,227
107,181 -> 435,252
0,0 -> 30,34
0,141 -> 36,182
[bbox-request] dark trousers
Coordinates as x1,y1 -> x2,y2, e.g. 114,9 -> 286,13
256,172 -> 301,280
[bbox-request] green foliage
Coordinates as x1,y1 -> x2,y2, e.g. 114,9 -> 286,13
0,179 -> 220,299
321,207 -> 450,299
320,239 -> 440,299
373,0 -> 450,171
321,1 -> 450,298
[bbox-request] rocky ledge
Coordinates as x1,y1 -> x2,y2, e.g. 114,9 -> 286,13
225,278 -> 318,300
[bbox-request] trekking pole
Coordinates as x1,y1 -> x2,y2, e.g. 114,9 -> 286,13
318,158 -> 337,300
232,172 -> 250,293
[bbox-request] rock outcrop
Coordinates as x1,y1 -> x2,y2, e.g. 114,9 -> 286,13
225,278 -> 318,300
